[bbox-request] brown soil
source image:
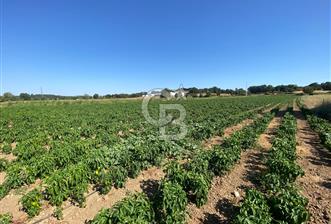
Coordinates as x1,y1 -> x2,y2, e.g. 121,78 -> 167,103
0,153 -> 16,161
187,111 -> 284,223
27,167 -> 164,224
293,105 -> 331,224
0,172 -> 6,185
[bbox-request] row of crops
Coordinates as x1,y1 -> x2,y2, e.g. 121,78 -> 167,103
303,113 -> 331,151
0,95 -> 295,221
87,110 -> 276,223
306,114 -> 331,150
234,112 -> 310,224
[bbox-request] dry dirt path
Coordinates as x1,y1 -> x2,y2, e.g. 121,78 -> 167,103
294,105 -> 331,224
187,110 -> 285,224
23,116 -> 259,223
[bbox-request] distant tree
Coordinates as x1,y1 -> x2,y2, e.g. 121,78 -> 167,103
19,93 -> 31,100
187,87 -> 200,97
3,92 -> 14,101
161,89 -> 171,99
83,94 -> 91,99
209,86 -> 221,95
321,82 -> 331,91
303,86 -> 314,95
308,82 -> 322,90
274,84 -> 297,93
93,93 -> 99,99
266,85 -> 274,92
248,85 -> 264,94
287,84 -> 299,92
235,88 -> 246,96
188,87 -> 199,94
224,89 -> 234,95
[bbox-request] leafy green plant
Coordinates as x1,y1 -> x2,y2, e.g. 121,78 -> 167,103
185,171 -> 211,207
95,169 -> 113,194
191,123 -> 214,140
165,161 -> 187,185
21,188 -> 43,218
305,114 -> 331,151
0,159 -> 8,172
45,162 -> 89,206
109,166 -> 128,189
88,193 -> 155,224
209,146 -> 239,175
156,180 -> 188,224
0,184 -> 10,199
0,213 -> 12,224
1,143 -> 12,154
234,189 -> 272,224
53,207 -> 63,220
269,187 -> 309,224
266,155 -> 304,184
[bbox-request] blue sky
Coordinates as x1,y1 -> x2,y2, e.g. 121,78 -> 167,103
1,0 -> 330,95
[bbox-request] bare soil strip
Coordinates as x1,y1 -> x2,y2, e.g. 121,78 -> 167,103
187,111 -> 284,224
293,105 -> 331,224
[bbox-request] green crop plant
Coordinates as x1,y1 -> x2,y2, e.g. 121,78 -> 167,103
21,188 -> 43,218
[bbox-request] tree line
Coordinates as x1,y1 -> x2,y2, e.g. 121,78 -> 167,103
1,82 -> 330,102
248,82 -> 331,94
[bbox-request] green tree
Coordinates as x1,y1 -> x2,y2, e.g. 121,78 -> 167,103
93,94 -> 99,99
308,82 -> 322,90
3,92 -> 14,101
303,86 -> 314,95
161,89 -> 171,99
19,93 -> 31,100
82,94 -> 91,99
321,82 -> 331,91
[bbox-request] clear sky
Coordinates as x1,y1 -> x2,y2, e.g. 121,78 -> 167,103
1,0 -> 330,95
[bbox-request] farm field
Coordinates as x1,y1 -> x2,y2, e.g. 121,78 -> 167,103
0,95 -> 330,224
